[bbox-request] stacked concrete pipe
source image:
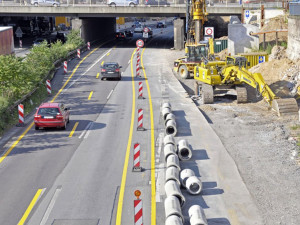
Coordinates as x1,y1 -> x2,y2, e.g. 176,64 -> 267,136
165,113 -> 175,126
166,154 -> 181,170
164,196 -> 184,224
186,176 -> 202,195
177,139 -> 192,160
164,144 -> 177,162
164,134 -> 175,146
180,169 -> 195,188
164,180 -> 186,207
188,205 -> 208,225
165,120 -> 177,136
161,102 -> 177,137
165,167 -> 181,186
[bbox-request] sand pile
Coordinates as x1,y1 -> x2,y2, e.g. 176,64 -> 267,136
259,15 -> 288,43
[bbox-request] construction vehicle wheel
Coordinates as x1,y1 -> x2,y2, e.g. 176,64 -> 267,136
178,65 -> 189,79
272,98 -> 299,117
236,86 -> 248,103
202,83 -> 214,104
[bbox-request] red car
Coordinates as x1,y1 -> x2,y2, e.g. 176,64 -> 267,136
34,102 -> 70,130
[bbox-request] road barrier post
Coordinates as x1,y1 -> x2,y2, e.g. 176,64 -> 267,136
133,143 -> 142,172
46,79 -> 51,95
136,63 -> 140,77
134,190 -> 143,225
138,82 -> 143,99
64,61 -> 67,74
77,49 -> 80,59
19,39 -> 22,49
137,109 -> 145,131
87,42 -> 90,50
18,104 -> 24,126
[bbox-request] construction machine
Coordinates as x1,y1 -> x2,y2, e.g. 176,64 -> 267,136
173,0 -> 210,79
194,55 -> 299,116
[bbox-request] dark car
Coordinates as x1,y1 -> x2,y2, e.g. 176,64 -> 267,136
33,37 -> 49,46
56,32 -> 67,43
125,30 -> 133,37
116,32 -> 126,40
156,22 -> 166,28
145,0 -> 170,6
34,102 -> 70,130
101,62 -> 122,80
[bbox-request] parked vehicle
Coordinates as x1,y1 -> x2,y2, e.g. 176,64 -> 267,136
31,0 -> 60,6
125,30 -> 133,37
145,0 -> 170,6
34,103 -> 70,130
156,22 -> 166,28
134,24 -> 144,33
107,0 -> 138,7
33,37 -> 48,46
116,31 -> 126,40
100,62 -> 122,80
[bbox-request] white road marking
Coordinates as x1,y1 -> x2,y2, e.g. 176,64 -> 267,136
40,187 -> 61,225
107,89 -> 114,100
128,59 -> 131,64
79,122 -> 92,139
84,122 -> 94,139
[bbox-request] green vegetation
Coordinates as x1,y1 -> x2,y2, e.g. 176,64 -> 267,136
0,29 -> 84,134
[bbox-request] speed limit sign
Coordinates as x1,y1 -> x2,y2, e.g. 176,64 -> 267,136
136,39 -> 144,48
143,27 -> 149,33
204,27 -> 214,38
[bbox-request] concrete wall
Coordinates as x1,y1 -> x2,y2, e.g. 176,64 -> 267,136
72,17 -> 115,43
174,18 -> 184,50
287,16 -> 300,61
228,23 -> 259,55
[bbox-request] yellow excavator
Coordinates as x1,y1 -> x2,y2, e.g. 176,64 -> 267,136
173,0 -> 210,79
194,55 -> 299,116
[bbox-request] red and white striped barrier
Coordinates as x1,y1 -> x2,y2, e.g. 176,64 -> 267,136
18,104 -> 24,125
137,109 -> 145,131
136,63 -> 140,77
87,42 -> 90,50
133,143 -> 142,172
137,47 -> 140,57
134,199 -> 143,225
19,40 -> 22,48
138,82 -> 143,99
77,49 -> 80,59
46,79 -> 51,95
64,61 -> 67,74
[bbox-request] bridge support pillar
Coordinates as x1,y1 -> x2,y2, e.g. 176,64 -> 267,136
174,19 -> 184,50
71,17 -> 115,43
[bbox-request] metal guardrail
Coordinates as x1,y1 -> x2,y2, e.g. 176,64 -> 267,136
290,2 -> 300,16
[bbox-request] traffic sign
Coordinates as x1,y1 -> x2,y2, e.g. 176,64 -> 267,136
143,32 -> 149,39
258,56 -> 265,63
136,39 -> 144,48
245,10 -> 250,19
15,27 -> 23,38
143,27 -> 149,33
204,27 -> 214,38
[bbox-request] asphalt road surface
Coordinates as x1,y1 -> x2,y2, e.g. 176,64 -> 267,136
0,23 -> 262,225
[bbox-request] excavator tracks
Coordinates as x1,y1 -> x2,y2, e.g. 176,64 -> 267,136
272,98 -> 299,117
236,86 -> 248,103
195,81 -> 214,104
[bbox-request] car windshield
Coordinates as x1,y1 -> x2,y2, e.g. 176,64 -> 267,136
103,64 -> 118,69
38,107 -> 59,116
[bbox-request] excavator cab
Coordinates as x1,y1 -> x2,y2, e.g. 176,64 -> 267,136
185,44 -> 207,62
226,56 -> 250,68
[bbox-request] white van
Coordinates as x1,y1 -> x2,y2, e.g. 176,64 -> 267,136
107,0 -> 138,6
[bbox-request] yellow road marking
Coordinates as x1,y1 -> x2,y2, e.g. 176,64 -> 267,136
0,41 -> 108,165
228,209 -> 241,225
69,122 -> 79,137
101,61 -> 104,66
88,91 -> 93,100
0,122 -> 34,164
115,49 -> 136,225
141,47 -> 156,225
106,52 -> 110,56
18,189 -> 43,225
96,73 -> 100,79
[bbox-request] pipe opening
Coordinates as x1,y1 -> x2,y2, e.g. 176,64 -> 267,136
180,148 -> 190,158
175,194 -> 185,206
167,127 -> 175,134
189,183 -> 200,193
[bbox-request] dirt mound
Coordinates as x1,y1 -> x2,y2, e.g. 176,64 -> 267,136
216,48 -> 228,60
259,15 -> 288,43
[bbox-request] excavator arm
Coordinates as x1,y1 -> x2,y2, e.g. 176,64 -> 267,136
221,65 -> 298,116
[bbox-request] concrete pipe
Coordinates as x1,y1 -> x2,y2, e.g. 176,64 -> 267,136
165,120 -> 177,136
163,134 -> 175,146
165,215 -> 183,225
186,176 -> 202,195
166,154 -> 181,171
162,102 -> 172,110
164,144 -> 177,162
164,196 -> 184,223
165,167 -> 180,186
162,107 -> 172,121
180,169 -> 195,188
188,205 -> 208,225
165,113 -> 176,126
164,180 -> 186,207
178,139 -> 192,160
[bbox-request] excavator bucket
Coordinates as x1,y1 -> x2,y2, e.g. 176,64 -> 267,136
272,98 -> 299,117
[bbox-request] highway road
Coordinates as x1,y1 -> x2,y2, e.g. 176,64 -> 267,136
0,23 -> 263,225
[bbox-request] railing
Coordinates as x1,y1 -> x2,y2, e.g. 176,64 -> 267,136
290,2 -> 300,16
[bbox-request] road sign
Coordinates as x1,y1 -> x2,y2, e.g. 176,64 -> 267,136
258,56 -> 265,63
143,32 -> 149,39
15,27 -> 23,38
143,27 -> 149,33
204,27 -> 214,38
245,10 -> 250,19
136,39 -> 144,48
